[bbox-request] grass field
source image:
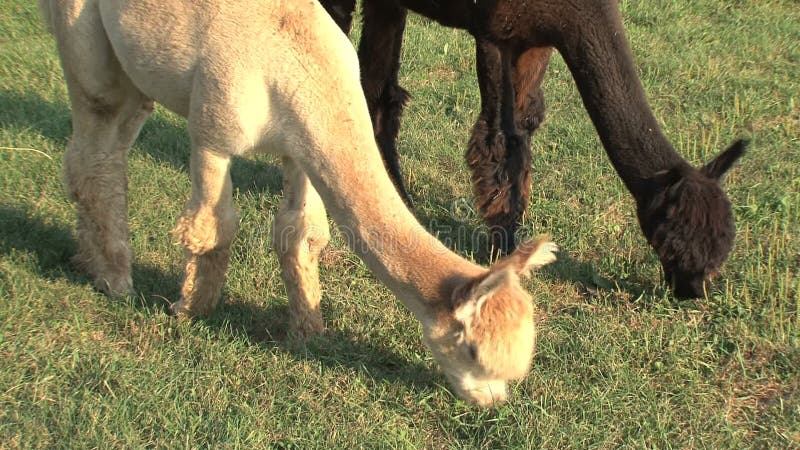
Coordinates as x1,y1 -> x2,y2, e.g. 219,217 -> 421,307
1,0 -> 799,448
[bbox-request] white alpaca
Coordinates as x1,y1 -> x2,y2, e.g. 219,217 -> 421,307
40,0 -> 558,405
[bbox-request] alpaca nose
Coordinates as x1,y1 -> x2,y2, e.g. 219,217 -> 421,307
664,266 -> 709,299
460,379 -> 509,406
672,275 -> 708,299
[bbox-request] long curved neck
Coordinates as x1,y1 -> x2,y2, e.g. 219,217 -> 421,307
484,0 -> 690,200
290,94 -> 484,324
553,3 -> 690,198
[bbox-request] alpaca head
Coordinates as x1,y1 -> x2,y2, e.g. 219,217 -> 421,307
637,140 -> 747,298
424,237 -> 557,406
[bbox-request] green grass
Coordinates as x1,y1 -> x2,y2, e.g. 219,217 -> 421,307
1,0 -> 799,448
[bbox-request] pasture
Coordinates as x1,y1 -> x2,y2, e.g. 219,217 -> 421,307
1,0 -> 798,447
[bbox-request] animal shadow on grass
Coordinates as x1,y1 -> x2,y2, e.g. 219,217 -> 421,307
207,299 -> 440,396
412,192 -> 662,304
545,252 -> 666,307
0,90 -> 283,195
0,204 -> 181,313
0,203 -> 438,396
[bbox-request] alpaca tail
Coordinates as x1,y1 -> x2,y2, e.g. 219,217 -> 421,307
38,0 -> 53,34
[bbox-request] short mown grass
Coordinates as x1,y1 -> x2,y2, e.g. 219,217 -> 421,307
1,0 -> 798,448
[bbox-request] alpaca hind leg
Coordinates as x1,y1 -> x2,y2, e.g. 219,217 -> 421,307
272,157 -> 331,339
65,93 -> 153,296
171,149 -> 238,317
52,1 -> 153,295
359,0 -> 412,205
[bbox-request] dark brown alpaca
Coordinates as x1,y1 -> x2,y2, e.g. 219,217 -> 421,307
321,0 -> 745,298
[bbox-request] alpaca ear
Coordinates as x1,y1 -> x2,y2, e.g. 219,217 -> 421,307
667,177 -> 686,200
453,236 -> 557,327
453,270 -> 512,327
497,235 -> 558,278
701,139 -> 747,181
641,167 -> 684,200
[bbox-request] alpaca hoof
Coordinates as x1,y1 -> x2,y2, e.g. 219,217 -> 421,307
290,319 -> 327,340
71,253 -> 134,298
170,300 -> 190,318
93,273 -> 134,298
170,296 -> 220,318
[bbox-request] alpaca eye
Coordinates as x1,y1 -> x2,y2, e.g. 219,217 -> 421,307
468,344 -> 478,360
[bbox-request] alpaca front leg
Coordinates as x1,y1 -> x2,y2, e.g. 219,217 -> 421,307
272,158 -> 331,339
467,42 -> 551,256
467,39 -> 527,256
171,149 -> 238,317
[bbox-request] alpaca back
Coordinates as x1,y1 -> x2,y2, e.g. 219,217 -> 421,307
89,0 -> 360,155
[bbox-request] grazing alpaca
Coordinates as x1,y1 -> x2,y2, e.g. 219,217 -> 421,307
40,0 -> 559,405
320,0 -> 745,298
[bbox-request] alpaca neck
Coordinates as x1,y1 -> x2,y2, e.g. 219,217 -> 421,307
292,99 -> 484,325
553,3 -> 690,201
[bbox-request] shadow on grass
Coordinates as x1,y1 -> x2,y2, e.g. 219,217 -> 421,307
0,203 -> 439,395
208,299 -> 439,391
412,197 -> 661,302
0,204 -> 182,311
546,252 -> 664,304
0,205 -> 80,282
0,89 -> 283,195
